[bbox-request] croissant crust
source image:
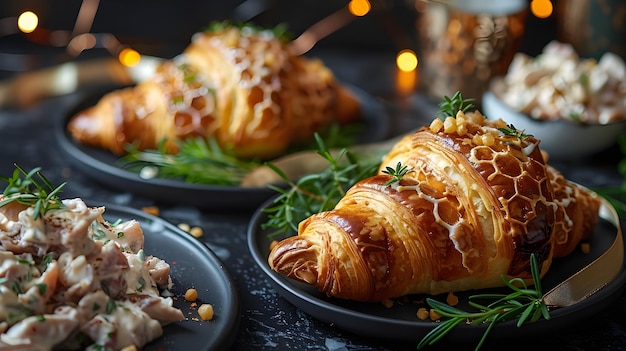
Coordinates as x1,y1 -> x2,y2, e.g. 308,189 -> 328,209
67,25 -> 361,160
269,111 -> 601,302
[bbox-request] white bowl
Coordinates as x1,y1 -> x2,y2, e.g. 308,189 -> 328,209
482,91 -> 626,160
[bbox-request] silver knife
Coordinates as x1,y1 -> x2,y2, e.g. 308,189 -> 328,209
543,195 -> 624,307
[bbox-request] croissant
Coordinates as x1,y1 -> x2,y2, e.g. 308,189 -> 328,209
67,23 -> 361,160
268,111 -> 601,302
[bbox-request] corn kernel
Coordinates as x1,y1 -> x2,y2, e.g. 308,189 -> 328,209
446,292 -> 459,306
416,307 -> 429,320
381,299 -> 394,308
580,242 -> 591,254
189,226 -> 204,238
185,288 -> 198,302
481,133 -> 495,146
430,118 -> 444,133
456,113 -> 466,125
142,206 -> 160,216
473,134 -> 483,146
457,123 -> 468,136
178,223 -> 191,232
198,304 -> 214,321
429,308 -> 441,320
269,240 -> 279,251
443,117 -> 457,133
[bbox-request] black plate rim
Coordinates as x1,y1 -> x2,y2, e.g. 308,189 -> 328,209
247,195 -> 626,342
97,201 -> 240,350
54,85 -> 389,209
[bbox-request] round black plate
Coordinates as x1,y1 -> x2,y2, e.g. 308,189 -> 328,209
99,203 -> 239,350
247,196 -> 626,343
55,86 -> 389,210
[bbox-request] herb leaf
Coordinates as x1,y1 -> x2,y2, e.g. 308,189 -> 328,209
261,134 -> 380,237
498,123 -> 533,139
119,137 -> 260,186
381,162 -> 410,186
0,164 -> 66,219
417,254 -> 549,351
438,91 -> 476,118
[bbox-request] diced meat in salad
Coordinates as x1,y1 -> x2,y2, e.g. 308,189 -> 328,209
0,197 -> 184,350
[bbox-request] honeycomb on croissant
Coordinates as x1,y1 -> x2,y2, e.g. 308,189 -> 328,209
268,109 -> 602,301
67,22 -> 362,160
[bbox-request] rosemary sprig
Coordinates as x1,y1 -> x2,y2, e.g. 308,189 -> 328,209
118,122 -> 361,186
0,164 -> 66,219
119,137 -> 260,186
381,162 -> 410,186
438,91 -> 476,118
498,123 -> 533,140
261,134 -> 380,237
418,254 -> 549,351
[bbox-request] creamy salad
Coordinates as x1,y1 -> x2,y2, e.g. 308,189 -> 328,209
0,196 -> 184,350
496,40 -> 626,124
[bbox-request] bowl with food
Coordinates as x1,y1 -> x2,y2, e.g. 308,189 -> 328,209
482,41 -> 626,160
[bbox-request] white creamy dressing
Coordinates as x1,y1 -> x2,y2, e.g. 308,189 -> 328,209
0,197 -> 184,350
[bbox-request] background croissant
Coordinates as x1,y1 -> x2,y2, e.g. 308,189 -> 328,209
67,23 -> 361,160
268,111 -> 601,302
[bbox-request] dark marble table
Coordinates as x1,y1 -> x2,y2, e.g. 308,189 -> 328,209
1,49 -> 626,351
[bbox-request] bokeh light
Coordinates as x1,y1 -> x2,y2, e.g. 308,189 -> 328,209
119,48 -> 141,67
396,49 -> 418,72
17,11 -> 38,33
530,0 -> 553,18
348,0 -> 371,17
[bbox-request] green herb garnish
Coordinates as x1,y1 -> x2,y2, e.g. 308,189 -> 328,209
418,253 -> 549,351
0,164 -> 66,220
120,137 -> 260,186
118,122 -> 360,186
381,162 -> 410,186
498,123 -> 533,139
106,299 -> 117,314
261,134 -> 380,237
438,91 -> 476,118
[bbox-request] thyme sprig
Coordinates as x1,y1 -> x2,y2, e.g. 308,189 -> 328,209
381,162 -> 410,186
0,164 -> 66,219
118,123 -> 360,186
438,91 -> 476,118
418,254 -> 549,351
261,134 -> 380,237
498,123 -> 533,140
119,137 -> 260,186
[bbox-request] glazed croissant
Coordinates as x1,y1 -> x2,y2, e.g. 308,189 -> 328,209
268,111 -> 601,302
67,23 -> 361,160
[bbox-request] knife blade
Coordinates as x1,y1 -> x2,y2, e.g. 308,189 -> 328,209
543,195 -> 624,307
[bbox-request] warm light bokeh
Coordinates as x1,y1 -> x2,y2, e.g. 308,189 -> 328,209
119,48 -> 141,67
396,49 -> 418,72
17,11 -> 38,33
348,0 -> 371,17
530,0 -> 553,18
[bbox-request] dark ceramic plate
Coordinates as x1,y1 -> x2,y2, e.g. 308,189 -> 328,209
99,203 -> 239,350
55,86 -> 389,210
247,197 -> 626,344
